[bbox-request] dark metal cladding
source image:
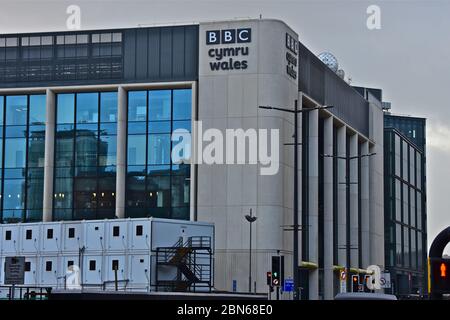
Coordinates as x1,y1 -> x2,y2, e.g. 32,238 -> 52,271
0,25 -> 199,88
298,42 -> 369,137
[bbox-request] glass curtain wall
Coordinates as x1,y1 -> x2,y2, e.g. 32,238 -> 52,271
126,89 -> 191,219
53,92 -> 117,220
0,94 -> 46,223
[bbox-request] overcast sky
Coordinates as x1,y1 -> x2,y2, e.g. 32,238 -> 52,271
1,0 -> 449,253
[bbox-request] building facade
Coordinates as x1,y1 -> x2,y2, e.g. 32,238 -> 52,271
384,114 -> 427,296
0,19 -> 385,299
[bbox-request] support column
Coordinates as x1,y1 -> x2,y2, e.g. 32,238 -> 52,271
337,126 -> 347,275
323,116 -> 334,300
43,89 -> 55,222
361,141 -> 370,268
115,86 -> 127,219
308,109 -> 319,300
349,134 -> 359,268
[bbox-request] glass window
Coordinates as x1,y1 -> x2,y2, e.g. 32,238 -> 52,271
100,92 -> 117,123
55,134 -> 74,167
149,90 -> 171,121
394,134 -> 400,177
29,95 -> 46,125
3,179 -> 25,209
173,89 -> 191,120
417,232 -> 423,271
126,88 -> 192,220
148,134 -> 170,165
396,223 -> 402,266
26,177 -> 44,210
99,135 -> 116,166
76,93 -> 98,123
28,131 -> 45,168
416,153 -> 422,190
403,184 -> 409,224
128,135 -> 146,166
395,179 -> 401,222
128,91 -> 147,122
4,138 -> 26,168
171,175 -> 190,207
6,96 -> 27,126
0,96 -> 4,125
402,141 -> 408,182
75,134 -> 98,168
417,192 -> 422,230
404,227 -> 410,268
409,148 -> 416,187
54,177 -> 73,209
57,94 -> 75,124
147,175 -> 170,208
411,230 -> 417,270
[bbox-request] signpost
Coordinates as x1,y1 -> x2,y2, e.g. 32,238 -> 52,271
380,272 -> 392,289
4,256 -> 25,300
4,257 -> 25,285
284,278 -> 294,292
340,270 -> 347,293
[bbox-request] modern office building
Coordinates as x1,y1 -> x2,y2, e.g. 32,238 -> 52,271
0,18 -> 385,299
384,113 -> 427,296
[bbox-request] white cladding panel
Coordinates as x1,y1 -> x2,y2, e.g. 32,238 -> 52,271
130,219 -> 151,250
84,221 -> 106,251
42,223 -> 63,252
62,222 -> 83,251
24,256 -> 38,285
2,226 -> 20,254
83,254 -> 103,285
21,224 -> 41,254
106,220 -> 128,251
129,254 -> 150,289
38,256 -> 58,286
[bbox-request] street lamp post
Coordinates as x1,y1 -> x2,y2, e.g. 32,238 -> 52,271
259,100 -> 333,300
245,208 -> 257,293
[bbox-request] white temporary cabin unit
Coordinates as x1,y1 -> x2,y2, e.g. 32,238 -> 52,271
0,217 -> 214,294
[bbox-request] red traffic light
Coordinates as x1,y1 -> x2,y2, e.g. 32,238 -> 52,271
441,263 -> 447,278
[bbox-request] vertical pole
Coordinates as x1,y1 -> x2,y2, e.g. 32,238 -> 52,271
43,89 -> 55,222
116,86 -> 127,219
248,209 -> 252,293
114,267 -> 118,291
293,99 -> 299,300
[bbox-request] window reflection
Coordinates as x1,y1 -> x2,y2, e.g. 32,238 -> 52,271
54,91 -> 117,220
126,89 -> 191,220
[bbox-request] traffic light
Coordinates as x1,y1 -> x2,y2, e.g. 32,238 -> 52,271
271,256 -> 281,287
351,275 -> 360,292
266,272 -> 272,286
430,258 -> 450,294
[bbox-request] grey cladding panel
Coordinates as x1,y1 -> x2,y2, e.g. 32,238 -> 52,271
160,27 -> 173,79
123,30 -> 136,80
123,25 -> 198,82
136,29 -> 149,80
172,27 -> 185,77
148,28 -> 161,78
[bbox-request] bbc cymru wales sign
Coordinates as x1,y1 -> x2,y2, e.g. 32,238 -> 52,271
205,28 -> 251,71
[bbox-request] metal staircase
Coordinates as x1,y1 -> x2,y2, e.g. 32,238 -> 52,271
155,236 -> 213,292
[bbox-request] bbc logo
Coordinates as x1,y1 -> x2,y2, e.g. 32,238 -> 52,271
286,33 -> 298,55
206,28 -> 252,45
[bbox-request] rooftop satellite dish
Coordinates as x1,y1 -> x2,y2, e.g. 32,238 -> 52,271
318,52 -> 339,73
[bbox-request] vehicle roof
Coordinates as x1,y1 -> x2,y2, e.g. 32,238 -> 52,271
334,292 -> 398,300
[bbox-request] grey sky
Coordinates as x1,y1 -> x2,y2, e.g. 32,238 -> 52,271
1,0 -> 449,252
